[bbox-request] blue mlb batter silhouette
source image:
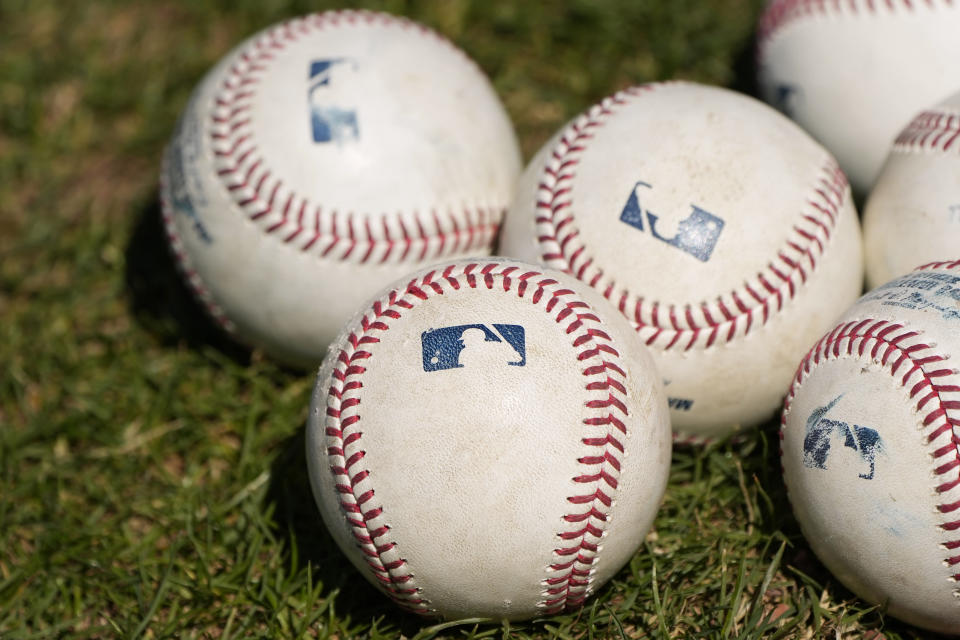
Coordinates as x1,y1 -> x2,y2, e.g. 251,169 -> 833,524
421,324 -> 526,372
619,181 -> 725,262
308,58 -> 359,143
802,395 -> 885,480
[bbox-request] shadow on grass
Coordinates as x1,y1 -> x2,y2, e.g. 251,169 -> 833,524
264,422 -> 432,635
726,24 -> 758,100
123,191 -> 252,365
738,418 -> 826,578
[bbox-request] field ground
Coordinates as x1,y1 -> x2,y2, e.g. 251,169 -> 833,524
0,1 -> 933,638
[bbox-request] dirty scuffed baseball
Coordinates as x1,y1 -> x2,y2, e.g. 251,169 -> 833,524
757,0 -> 960,193
863,88 -> 960,289
306,258 -> 672,620
160,10 -> 521,367
781,260 -> 960,634
499,81 -> 863,440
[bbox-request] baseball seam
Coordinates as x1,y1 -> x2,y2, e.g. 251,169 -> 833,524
758,0 -> 956,56
534,83 -> 847,352
321,262 -> 632,615
782,299 -> 960,584
210,9 -> 500,265
917,259 -> 960,271
893,108 -> 960,154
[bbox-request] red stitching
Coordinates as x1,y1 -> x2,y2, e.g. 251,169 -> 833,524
210,10 -> 500,264
782,312 -> 960,579
535,84 -> 847,351
915,259 -> 960,272
757,0 -> 954,57
321,262 -> 632,615
893,108 -> 960,154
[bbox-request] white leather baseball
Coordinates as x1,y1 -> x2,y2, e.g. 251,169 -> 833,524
499,82 -> 863,440
757,0 -> 960,194
863,88 -> 960,289
780,260 -> 960,634
160,10 -> 521,366
305,258 -> 671,620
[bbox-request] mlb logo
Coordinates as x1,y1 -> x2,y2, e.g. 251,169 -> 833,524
619,181 -> 725,262
802,395 -> 885,480
421,324 -> 526,372
167,137 -> 192,214
308,58 -> 359,143
773,84 -> 803,119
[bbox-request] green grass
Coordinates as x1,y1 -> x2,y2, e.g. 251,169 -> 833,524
0,0 -> 930,637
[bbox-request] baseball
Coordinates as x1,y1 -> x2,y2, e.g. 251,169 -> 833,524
780,260 -> 960,634
499,82 -> 863,440
160,10 -> 521,367
756,0 -> 960,194
863,88 -> 960,289
305,258 -> 671,620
